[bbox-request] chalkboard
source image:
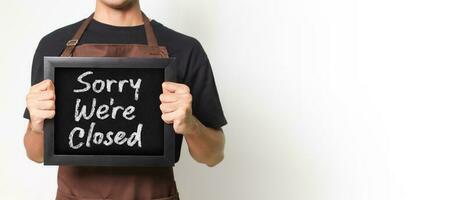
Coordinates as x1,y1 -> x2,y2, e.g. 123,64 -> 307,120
43,57 -> 176,167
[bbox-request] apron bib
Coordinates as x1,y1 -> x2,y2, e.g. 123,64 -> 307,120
56,13 -> 178,200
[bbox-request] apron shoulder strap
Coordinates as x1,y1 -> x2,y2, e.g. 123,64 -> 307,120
61,12 -> 161,57
142,13 -> 160,49
143,13 -> 167,57
61,14 -> 94,57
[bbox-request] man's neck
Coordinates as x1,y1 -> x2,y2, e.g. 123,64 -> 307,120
94,1 -> 144,26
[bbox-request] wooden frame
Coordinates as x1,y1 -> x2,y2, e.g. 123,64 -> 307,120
43,57 -> 176,167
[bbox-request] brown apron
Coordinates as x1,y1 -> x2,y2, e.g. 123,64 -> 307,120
56,13 -> 178,200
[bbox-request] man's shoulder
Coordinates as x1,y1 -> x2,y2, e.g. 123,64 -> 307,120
43,19 -> 84,42
37,19 -> 85,54
151,21 -> 204,54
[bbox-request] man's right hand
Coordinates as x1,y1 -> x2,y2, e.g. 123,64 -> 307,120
26,80 -> 56,133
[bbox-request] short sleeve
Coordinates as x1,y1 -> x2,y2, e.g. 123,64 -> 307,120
185,41 -> 227,129
23,38 -> 47,119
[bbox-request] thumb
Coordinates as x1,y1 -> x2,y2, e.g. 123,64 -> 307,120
45,80 -> 55,91
38,79 -> 54,91
162,82 -> 175,93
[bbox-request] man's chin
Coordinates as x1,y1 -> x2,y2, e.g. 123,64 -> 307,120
101,0 -> 136,10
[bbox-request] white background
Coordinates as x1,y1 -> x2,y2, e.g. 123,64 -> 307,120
1,0 -> 466,199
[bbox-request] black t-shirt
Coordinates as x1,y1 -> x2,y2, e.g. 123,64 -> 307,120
23,18 -> 227,162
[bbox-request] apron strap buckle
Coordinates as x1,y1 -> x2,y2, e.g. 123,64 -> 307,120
66,39 -> 79,46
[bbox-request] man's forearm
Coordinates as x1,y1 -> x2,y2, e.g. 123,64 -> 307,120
24,122 -> 44,163
184,116 -> 225,167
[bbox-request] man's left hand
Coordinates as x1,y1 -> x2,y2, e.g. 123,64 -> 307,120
159,81 -> 197,135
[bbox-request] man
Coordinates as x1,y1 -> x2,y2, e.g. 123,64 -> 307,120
23,0 -> 227,199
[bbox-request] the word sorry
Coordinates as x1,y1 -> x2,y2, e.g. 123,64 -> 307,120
74,71 -> 142,101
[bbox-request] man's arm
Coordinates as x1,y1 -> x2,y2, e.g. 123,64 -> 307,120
24,80 -> 56,163
184,117 -> 225,167
24,122 -> 45,163
160,82 -> 225,167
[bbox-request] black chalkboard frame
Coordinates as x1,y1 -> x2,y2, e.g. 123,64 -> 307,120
43,57 -> 176,167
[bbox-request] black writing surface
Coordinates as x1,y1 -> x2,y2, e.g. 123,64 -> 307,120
55,68 -> 164,155
44,57 -> 176,166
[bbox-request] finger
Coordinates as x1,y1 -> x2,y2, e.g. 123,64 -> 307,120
45,79 -> 55,91
40,110 -> 55,119
160,102 -> 179,114
161,112 -> 175,124
41,91 -> 55,100
161,109 -> 183,124
162,82 -> 190,94
27,91 -> 55,101
159,93 -> 177,103
37,91 -> 55,100
31,80 -> 54,92
31,109 -> 55,119
36,100 -> 55,110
